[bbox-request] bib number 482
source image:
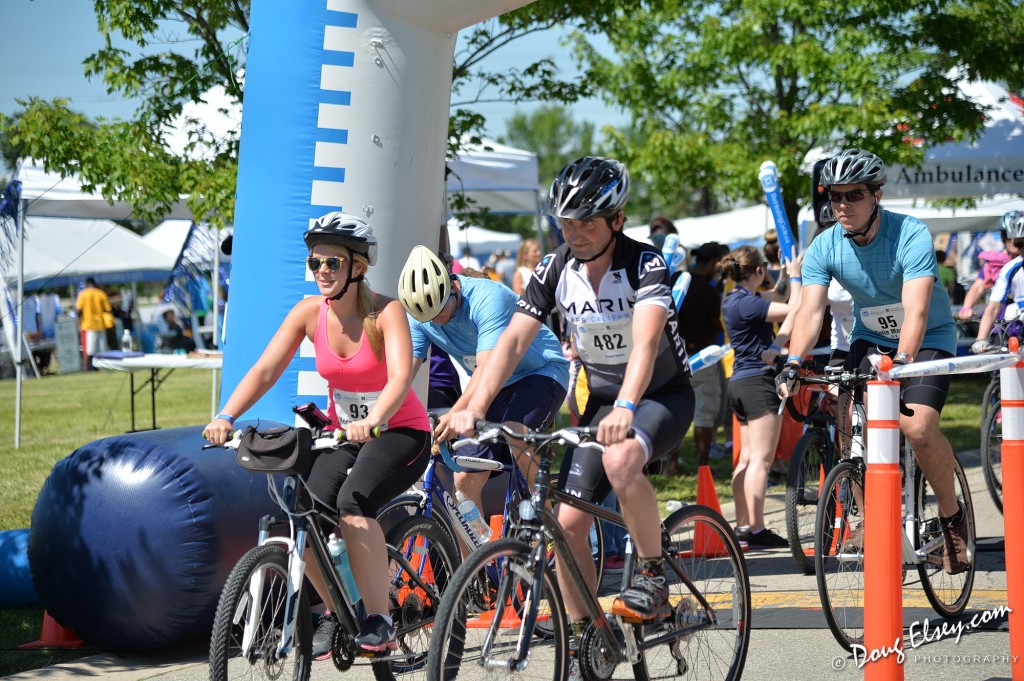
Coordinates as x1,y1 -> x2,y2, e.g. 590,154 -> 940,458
593,333 -> 625,351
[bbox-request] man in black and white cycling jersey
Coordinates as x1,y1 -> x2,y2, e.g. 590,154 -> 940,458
450,156 -> 695,638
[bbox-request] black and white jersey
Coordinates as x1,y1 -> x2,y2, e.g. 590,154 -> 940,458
516,235 -> 691,401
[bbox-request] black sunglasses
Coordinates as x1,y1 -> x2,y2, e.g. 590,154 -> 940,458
306,256 -> 346,272
827,189 -> 870,204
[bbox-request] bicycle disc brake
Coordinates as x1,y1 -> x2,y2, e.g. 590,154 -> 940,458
579,619 -> 627,681
331,626 -> 354,671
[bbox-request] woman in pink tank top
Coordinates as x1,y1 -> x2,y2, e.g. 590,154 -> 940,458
203,212 -> 429,654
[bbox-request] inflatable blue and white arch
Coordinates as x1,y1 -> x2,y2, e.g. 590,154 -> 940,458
224,0 -> 532,423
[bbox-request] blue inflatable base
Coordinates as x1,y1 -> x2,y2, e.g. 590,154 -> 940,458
29,422 -> 283,652
0,529 -> 41,608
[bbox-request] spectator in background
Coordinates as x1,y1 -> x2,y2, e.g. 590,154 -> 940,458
958,213 -> 1021,319
457,246 -> 481,271
512,238 -> 542,296
648,215 -> 677,239
936,250 -> 957,298
38,291 -> 61,339
493,249 -> 517,288
673,241 -> 730,473
162,309 -> 197,353
75,277 -> 112,371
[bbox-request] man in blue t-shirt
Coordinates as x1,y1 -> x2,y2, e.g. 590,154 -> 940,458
398,246 -> 569,531
779,148 -> 971,575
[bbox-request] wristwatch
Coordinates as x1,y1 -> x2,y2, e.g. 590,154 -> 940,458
892,352 -> 912,365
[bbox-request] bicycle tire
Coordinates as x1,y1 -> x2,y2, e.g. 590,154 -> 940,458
376,515 -> 460,681
426,537 -> 567,681
209,544 -> 312,681
785,428 -> 834,575
814,460 -> 865,653
645,504 -> 750,681
980,374 -> 1000,434
915,456 -> 976,618
980,399 -> 1004,514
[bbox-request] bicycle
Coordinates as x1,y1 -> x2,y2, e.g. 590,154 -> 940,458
206,416 -> 460,681
377,420 -> 606,587
426,422 -> 751,681
790,364 -> 976,652
781,372 -> 841,575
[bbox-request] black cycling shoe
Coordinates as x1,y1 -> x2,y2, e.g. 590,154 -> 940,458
354,614 -> 397,652
312,612 -> 338,660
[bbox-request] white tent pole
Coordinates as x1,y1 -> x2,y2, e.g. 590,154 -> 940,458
212,230 -> 220,349
14,199 -> 26,448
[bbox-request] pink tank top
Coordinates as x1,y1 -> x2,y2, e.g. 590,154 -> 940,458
314,299 -> 429,432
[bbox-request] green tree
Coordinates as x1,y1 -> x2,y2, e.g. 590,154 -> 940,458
501,104 -> 597,189
571,0 -> 1024,226
3,1 -> 606,229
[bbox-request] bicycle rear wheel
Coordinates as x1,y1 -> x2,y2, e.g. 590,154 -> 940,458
785,428 -> 834,575
980,374 -> 1000,434
980,400 -> 1004,514
814,460 -> 865,652
641,504 -> 750,681
377,515 -> 460,681
426,537 -> 567,681
915,456 -> 976,618
209,544 -> 311,681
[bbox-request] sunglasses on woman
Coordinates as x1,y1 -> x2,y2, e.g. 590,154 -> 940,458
306,256 -> 346,272
827,189 -> 870,204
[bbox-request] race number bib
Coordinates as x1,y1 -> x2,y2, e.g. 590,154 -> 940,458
575,317 -> 632,365
332,388 -> 388,428
860,303 -> 905,340
461,354 -> 478,372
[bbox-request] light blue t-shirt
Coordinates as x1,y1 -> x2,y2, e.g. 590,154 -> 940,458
409,275 -> 569,390
802,210 -> 956,354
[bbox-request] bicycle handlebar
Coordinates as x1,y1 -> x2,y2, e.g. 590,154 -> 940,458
452,420 -> 634,453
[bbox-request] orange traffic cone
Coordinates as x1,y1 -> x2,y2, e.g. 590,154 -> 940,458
20,611 -> 84,649
693,465 -> 729,557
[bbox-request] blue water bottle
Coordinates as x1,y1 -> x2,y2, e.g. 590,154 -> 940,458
328,533 -> 361,603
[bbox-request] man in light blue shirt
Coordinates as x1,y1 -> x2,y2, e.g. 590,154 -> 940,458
398,246 -> 569,529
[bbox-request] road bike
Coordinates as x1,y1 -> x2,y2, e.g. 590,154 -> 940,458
426,422 -> 751,681
206,417 -> 459,681
791,365 -> 976,652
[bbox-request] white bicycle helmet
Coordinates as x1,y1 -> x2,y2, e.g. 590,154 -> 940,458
820,149 -> 887,188
398,246 -> 451,322
304,211 -> 378,265
547,156 -> 630,220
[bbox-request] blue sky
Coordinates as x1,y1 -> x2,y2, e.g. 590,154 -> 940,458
0,1 -> 625,172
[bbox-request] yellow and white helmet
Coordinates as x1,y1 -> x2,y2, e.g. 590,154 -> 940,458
398,246 -> 452,323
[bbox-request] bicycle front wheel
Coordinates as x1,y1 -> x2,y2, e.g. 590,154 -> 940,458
646,504 -> 750,681
785,428 -> 834,575
980,399 -> 1003,514
814,460 -> 865,652
209,544 -> 311,681
426,537 -> 567,681
916,456 -> 976,618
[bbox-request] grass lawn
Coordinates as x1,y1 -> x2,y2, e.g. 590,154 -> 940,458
0,367 -> 989,675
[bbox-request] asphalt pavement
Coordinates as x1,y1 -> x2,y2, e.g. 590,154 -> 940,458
4,447 -> 1015,680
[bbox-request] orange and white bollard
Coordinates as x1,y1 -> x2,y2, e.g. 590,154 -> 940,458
999,352 -> 1024,680
864,359 -> 903,680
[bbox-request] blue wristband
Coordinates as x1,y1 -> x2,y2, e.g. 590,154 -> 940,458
786,355 -> 801,365
613,399 -> 637,413
215,413 -> 235,426
769,344 -> 781,352
790,277 -> 802,283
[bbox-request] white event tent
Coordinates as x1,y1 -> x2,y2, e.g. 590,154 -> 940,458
446,138 -> 540,216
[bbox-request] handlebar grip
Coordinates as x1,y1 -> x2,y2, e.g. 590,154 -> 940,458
334,426 -> 383,441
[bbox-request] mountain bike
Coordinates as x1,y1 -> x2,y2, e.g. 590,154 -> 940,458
791,366 -> 976,652
206,418 -> 459,681
426,422 -> 751,681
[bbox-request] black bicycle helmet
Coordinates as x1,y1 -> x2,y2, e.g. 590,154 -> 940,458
304,211 -> 378,265
547,156 -> 630,220
820,149 -> 887,188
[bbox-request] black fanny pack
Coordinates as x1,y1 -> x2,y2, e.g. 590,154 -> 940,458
235,426 -> 313,476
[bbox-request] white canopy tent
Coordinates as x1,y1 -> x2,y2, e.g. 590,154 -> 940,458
446,138 -> 540,215
4,160 -> 191,448
4,216 -> 175,291
446,219 -> 522,258
887,80 -> 1024,199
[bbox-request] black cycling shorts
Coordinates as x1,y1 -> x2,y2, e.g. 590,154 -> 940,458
846,339 -> 951,412
304,427 -> 430,518
728,373 -> 780,423
557,382 -> 694,504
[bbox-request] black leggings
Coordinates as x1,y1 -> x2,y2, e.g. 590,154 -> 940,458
304,427 -> 430,518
